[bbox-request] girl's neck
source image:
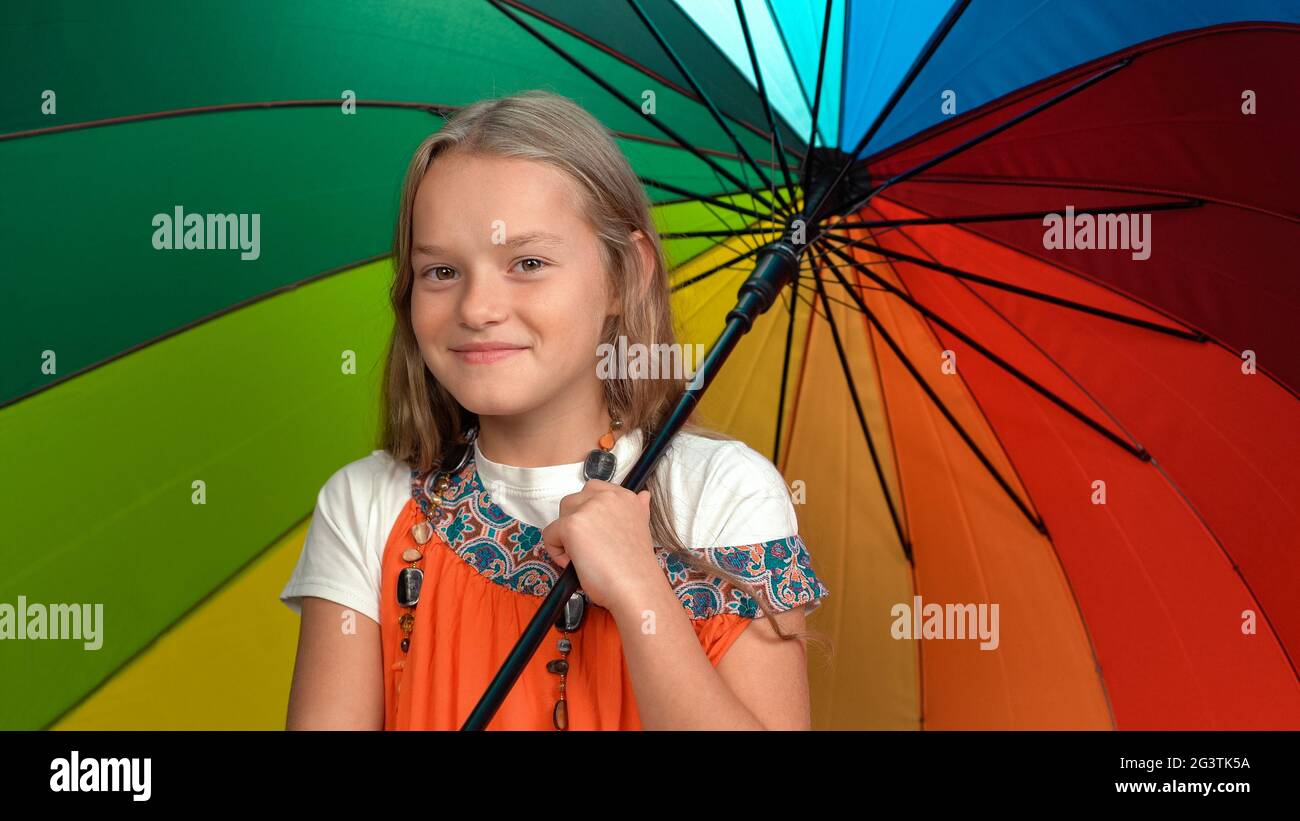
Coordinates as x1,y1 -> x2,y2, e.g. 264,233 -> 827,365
475,405 -> 618,468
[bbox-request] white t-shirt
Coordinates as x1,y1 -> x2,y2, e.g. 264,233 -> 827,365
279,427 -> 803,624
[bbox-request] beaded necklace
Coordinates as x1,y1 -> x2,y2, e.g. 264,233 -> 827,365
394,416 -> 624,730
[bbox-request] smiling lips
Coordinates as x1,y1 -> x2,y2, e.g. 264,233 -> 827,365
450,342 -> 528,365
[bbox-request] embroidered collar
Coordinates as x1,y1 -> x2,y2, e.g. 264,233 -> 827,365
408,450 -> 828,619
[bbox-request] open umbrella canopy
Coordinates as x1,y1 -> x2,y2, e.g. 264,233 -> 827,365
2,0 -> 1297,730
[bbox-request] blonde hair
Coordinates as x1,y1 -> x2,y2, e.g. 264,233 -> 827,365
380,89 -> 828,649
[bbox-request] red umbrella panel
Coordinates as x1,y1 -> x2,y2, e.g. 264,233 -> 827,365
804,22 -> 1299,728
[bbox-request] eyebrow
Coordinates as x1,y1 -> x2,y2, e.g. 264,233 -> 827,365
414,230 -> 565,256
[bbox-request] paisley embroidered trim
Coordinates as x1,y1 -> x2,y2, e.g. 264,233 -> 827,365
409,453 -> 829,619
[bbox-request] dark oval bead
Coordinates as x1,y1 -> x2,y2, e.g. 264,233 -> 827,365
400,637 -> 409,653
547,659 -> 569,675
553,699 -> 568,730
582,449 -> 616,482
556,591 -> 587,632
397,567 -> 424,608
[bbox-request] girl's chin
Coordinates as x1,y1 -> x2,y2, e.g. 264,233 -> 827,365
446,386 -> 539,417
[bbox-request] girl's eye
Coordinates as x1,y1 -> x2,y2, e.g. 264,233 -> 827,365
514,257 -> 548,274
426,266 -> 456,282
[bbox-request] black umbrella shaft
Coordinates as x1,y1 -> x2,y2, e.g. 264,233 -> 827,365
460,233 -> 805,731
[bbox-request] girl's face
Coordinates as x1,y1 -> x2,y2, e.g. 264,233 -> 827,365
409,151 -> 620,419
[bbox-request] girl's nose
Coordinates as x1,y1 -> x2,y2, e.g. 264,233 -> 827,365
456,268 -> 509,328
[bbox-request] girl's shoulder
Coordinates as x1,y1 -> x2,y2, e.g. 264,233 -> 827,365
316,449 -> 411,519
279,450 -> 412,623
658,431 -> 799,550
656,431 -> 828,618
308,449 -> 413,574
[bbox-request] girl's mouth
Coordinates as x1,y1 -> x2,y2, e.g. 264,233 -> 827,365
452,348 -> 526,365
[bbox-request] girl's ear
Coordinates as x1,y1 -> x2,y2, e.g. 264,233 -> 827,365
609,229 -> 656,317
630,229 -> 656,298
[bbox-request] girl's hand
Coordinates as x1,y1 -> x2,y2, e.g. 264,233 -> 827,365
540,481 -> 665,612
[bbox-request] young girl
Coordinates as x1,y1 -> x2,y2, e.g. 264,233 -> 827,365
280,90 -> 830,730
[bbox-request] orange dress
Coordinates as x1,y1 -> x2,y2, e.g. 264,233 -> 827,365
379,451 -> 828,730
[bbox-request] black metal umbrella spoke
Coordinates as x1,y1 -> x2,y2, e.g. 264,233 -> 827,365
832,198 -> 1203,231
489,0 -> 795,224
809,0 -> 973,224
811,244 -> 1046,536
639,176 -> 770,220
823,229 -> 1205,341
787,266 -> 878,315
504,0 -> 807,162
794,271 -> 889,299
669,242 -> 765,292
772,263 -> 801,465
626,0 -> 791,216
807,253 -> 913,556
660,227 -> 788,239
818,237 -> 1149,462
844,57 -> 1134,216
796,0 -> 837,195
733,0 -> 798,218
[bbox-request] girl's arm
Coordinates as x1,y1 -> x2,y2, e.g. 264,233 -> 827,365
541,475 -> 821,730
610,581 -> 812,731
285,596 -> 384,730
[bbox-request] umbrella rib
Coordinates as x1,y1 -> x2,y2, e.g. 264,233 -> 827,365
0,95 -> 790,174
795,271 -> 889,299
887,174 -> 1300,225
811,245 -> 1046,536
788,280 -> 830,320
489,0 -> 782,225
0,98 -> 456,142
0,249 -> 392,411
796,0 -> 837,188
807,255 -> 914,556
766,0 -> 823,146
824,230 -> 1205,341
845,56 -> 1134,216
612,127 -> 790,167
639,177 -> 769,221
732,0 -> 798,218
690,101 -> 799,259
695,205 -> 762,260
819,239 -> 1148,461
625,0 -> 788,216
696,156 -> 768,258
808,0 -> 973,223
834,198 -> 1204,230
797,254 -> 893,294
503,0 -> 804,162
790,263 -> 881,310
669,244 -> 765,292
933,263 -> 1300,683
662,186 -> 781,275
772,269 -> 801,465
661,227 -> 786,239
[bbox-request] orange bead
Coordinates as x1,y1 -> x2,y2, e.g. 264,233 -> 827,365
598,432 -> 615,450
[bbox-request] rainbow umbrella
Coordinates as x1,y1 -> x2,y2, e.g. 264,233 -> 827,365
2,0 -> 1297,730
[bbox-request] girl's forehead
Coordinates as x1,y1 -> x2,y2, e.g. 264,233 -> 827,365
423,152 -> 579,197
416,153 -> 586,225
412,156 -> 598,253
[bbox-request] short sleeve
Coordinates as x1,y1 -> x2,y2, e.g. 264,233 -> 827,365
667,441 -> 830,620
278,460 -> 384,625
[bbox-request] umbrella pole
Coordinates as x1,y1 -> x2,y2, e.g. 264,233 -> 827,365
460,221 -> 811,731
